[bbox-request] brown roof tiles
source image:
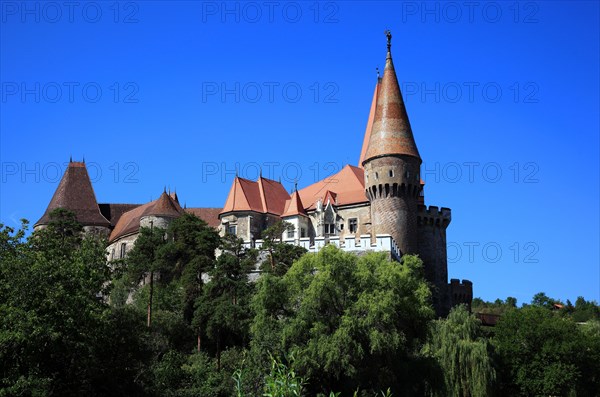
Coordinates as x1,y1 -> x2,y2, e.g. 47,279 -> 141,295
362,46 -> 421,164
35,161 -> 111,228
109,191 -> 183,242
184,207 -> 222,228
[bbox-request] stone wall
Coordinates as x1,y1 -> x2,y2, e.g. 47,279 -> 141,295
363,155 -> 421,254
417,205 -> 452,316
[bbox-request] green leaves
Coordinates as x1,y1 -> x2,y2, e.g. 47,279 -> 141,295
424,305 -> 495,397
251,245 -> 434,395
493,305 -> 600,396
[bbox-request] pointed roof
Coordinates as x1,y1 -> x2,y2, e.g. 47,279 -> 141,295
35,161 -> 110,228
362,32 -> 420,165
282,189 -> 308,218
109,191 -> 183,242
323,190 -> 337,206
220,176 -> 289,216
358,80 -> 380,167
148,191 -> 183,217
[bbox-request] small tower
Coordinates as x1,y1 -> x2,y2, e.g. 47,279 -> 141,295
34,159 -> 111,235
362,31 -> 421,255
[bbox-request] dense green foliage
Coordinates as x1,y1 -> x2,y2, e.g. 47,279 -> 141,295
251,247 -> 434,395
423,305 -> 495,397
1,212 -> 599,396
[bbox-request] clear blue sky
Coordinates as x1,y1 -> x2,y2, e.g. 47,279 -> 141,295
1,1 -> 598,305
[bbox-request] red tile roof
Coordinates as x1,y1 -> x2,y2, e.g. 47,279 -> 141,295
281,190 -> 307,218
109,191 -> 183,242
298,165 -> 367,210
35,161 -> 111,228
362,45 -> 421,164
220,176 -> 290,216
358,81 -> 380,168
185,207 -> 222,228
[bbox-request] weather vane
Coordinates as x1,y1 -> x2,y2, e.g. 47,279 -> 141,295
385,29 -> 392,52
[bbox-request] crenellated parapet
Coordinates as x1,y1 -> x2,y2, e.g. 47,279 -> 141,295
245,234 -> 402,262
449,278 -> 473,311
417,205 -> 451,228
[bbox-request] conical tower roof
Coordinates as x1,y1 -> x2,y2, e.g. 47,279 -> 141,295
146,191 -> 183,218
362,31 -> 420,164
35,160 -> 110,227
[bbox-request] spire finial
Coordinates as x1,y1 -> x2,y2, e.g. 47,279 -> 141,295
259,167 -> 262,178
294,180 -> 298,192
82,156 -> 85,163
163,185 -> 166,193
385,29 -> 392,52
376,67 -> 380,79
69,155 -> 72,163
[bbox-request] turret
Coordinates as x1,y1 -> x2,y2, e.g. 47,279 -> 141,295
34,158 -> 111,235
362,31 -> 421,254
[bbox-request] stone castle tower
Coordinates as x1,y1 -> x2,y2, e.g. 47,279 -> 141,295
34,32 -> 472,317
361,32 -> 468,314
362,31 -> 421,255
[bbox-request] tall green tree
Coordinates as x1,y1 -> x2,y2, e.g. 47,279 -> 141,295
423,305 -> 496,397
0,211 -> 145,396
125,225 -> 170,327
194,234 -> 256,368
252,246 -> 434,395
160,214 -> 220,346
260,221 -> 306,276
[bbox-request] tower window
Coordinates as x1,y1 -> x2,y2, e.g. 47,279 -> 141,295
120,243 -> 127,259
301,228 -> 306,238
375,172 -> 379,180
287,226 -> 295,239
324,223 -> 335,235
227,225 -> 237,235
389,170 -> 394,177
349,218 -> 358,233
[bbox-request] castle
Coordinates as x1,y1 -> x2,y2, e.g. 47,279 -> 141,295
34,33 -> 472,315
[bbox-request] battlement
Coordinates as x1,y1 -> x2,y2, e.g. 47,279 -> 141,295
244,234 -> 402,262
449,278 -> 473,310
417,205 -> 451,227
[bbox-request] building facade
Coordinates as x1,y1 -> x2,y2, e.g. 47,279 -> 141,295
35,33 -> 472,315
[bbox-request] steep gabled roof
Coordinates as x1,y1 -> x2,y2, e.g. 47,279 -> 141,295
323,190 -> 338,206
282,190 -> 307,218
220,176 -> 289,216
35,161 -> 110,228
258,177 -> 289,215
